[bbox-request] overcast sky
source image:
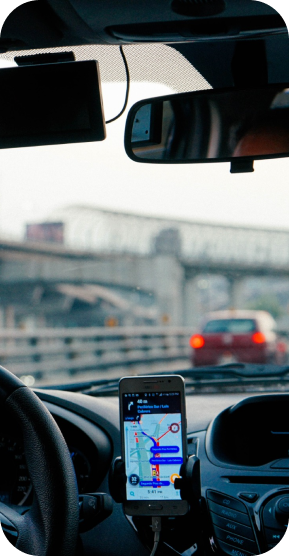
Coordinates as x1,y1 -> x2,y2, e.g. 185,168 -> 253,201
0,1 -> 288,239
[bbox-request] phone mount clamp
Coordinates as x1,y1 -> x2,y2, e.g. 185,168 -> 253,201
174,455 -> 201,509
109,455 -> 201,509
109,456 -> 127,503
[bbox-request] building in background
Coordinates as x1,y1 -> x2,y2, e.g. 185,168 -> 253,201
26,222 -> 64,244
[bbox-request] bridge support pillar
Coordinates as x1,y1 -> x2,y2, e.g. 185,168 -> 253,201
153,256 -> 184,326
227,276 -> 246,309
182,275 -> 201,329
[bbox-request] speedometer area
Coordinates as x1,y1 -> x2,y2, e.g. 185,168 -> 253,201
0,435 -> 94,506
0,408 -> 111,507
0,433 -> 32,506
69,447 -> 91,494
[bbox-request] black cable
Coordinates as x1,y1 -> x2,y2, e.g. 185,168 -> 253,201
150,517 -> 161,556
150,532 -> 160,556
105,45 -> 130,124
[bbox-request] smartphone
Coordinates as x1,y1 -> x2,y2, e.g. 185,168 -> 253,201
119,375 -> 189,516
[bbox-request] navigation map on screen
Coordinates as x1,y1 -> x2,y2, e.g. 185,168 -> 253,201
122,392 -> 183,501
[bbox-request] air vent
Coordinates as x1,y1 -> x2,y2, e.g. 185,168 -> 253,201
171,0 -> 226,17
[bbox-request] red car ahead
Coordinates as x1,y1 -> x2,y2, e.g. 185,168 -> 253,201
190,310 -> 287,367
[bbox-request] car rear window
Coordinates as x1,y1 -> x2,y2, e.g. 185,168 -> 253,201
203,319 -> 257,334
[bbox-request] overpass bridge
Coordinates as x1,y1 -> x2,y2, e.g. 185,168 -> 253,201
51,206 -> 289,270
1,206 -> 289,327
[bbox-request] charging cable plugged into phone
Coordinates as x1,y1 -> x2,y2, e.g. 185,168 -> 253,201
148,456 -> 201,556
150,516 -> 162,556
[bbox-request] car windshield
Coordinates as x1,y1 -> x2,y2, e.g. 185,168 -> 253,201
0,41 -> 289,393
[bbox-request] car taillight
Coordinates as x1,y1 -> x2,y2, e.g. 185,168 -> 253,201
252,332 -> 266,344
190,334 -> 205,348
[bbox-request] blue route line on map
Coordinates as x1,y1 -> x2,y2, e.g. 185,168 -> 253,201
141,430 -> 157,447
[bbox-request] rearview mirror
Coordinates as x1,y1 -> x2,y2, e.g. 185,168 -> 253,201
124,85 -> 289,172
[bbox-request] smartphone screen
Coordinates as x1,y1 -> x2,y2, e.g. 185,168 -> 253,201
120,376 -> 188,515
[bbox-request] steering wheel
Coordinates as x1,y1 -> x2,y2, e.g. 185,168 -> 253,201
0,365 -> 79,556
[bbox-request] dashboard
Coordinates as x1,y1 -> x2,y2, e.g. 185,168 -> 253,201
1,388 -> 289,556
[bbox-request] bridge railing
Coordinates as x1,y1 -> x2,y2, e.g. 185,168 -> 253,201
0,326 -> 193,383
